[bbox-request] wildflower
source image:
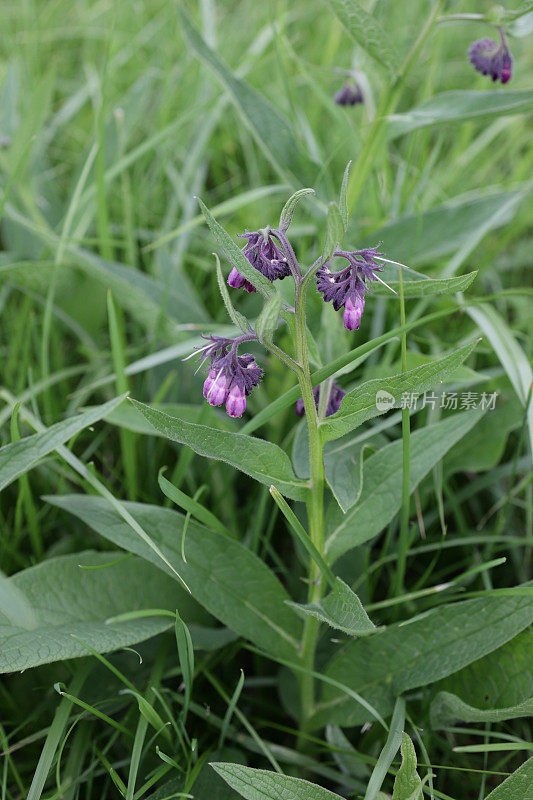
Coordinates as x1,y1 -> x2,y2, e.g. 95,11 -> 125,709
197,335 -> 263,418
316,247 -> 383,331
468,31 -> 512,84
227,228 -> 291,292
334,83 -> 363,106
296,381 -> 346,418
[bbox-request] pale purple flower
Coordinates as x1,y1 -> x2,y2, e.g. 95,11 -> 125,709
197,335 -> 263,418
295,381 -> 346,418
469,32 -> 512,84
316,247 -> 383,331
228,229 -> 291,292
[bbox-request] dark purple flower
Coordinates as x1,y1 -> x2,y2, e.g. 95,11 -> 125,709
296,381 -> 346,418
316,247 -> 383,331
334,83 -> 363,106
228,229 -> 291,292
198,335 -> 263,418
469,32 -> 512,84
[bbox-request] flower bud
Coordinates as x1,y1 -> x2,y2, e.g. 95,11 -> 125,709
334,83 -> 363,106
295,398 -> 305,417
225,382 -> 246,418
228,267 -> 257,293
206,370 -> 228,406
343,294 -> 364,331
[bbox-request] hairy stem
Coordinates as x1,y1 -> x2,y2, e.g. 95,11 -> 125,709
293,278 -> 326,745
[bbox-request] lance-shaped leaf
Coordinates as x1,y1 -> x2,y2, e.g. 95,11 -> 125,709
0,394 -> 126,491
388,89 -> 533,138
255,292 -> 282,345
322,202 -> 344,264
338,161 -> 352,230
47,495 -> 303,659
325,409 -> 485,563
392,734 -> 423,800
287,578 -> 377,637
321,0 -> 398,73
279,187 -> 315,232
211,763 -> 344,800
320,342 -> 478,441
371,270 -> 477,297
129,400 -> 309,501
0,552 -> 204,673
180,5 -> 313,183
484,757 -> 533,799
312,592 -> 533,728
214,253 -> 251,333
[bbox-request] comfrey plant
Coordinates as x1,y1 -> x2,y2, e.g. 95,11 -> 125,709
469,28 -> 513,83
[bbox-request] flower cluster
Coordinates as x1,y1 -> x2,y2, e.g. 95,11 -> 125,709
296,381 -> 346,418
334,82 -> 363,106
316,247 -> 383,331
228,229 -> 291,293
199,335 -> 263,418
469,33 -> 512,84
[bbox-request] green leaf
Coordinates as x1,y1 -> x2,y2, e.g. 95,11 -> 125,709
197,197 -> 273,297
326,409 -> 485,563
279,188 -> 315,232
312,592 -> 533,728
129,399 -> 309,501
211,763 -> 344,800
392,734 -> 423,800
364,697 -> 405,800
0,394 -> 126,491
338,161 -> 351,230
483,757 -> 533,799
105,401 -> 238,437
158,470 -> 233,539
46,495 -> 303,659
321,0 -> 398,73
388,90 -> 533,138
287,577 -> 376,637
255,292 -> 282,345
320,342 -> 478,441
430,630 -> 533,728
371,271 -> 478,297
322,202 -> 344,264
467,302 -> 533,453
215,252 -> 251,333
0,552 -> 202,673
180,5 -> 312,183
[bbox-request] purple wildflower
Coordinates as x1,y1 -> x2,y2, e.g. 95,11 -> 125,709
198,335 -> 263,418
296,381 -> 346,418
469,32 -> 512,84
334,83 -> 363,106
316,247 -> 383,331
228,228 -> 291,292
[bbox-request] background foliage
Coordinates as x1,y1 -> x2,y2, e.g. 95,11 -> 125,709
0,0 -> 532,798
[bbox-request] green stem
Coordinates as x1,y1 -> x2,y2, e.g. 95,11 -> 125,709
293,278 -> 326,745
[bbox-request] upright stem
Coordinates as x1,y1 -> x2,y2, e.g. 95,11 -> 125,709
293,278 -> 326,743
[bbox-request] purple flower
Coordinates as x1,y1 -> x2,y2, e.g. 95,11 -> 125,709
295,381 -> 346,418
469,33 -> 512,84
228,229 -> 291,292
198,335 -> 263,418
334,83 -> 363,106
316,247 -> 383,331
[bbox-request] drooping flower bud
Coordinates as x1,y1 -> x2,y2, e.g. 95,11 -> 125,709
227,267 -> 257,294
334,83 -> 363,106
225,382 -> 247,418
468,32 -> 513,84
316,247 -> 382,331
205,370 -> 228,407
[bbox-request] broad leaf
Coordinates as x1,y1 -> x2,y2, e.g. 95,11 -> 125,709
312,592 -> 533,728
430,629 -> 533,728
129,399 -> 309,501
287,578 -> 376,637
211,763 -> 344,800
47,495 -> 303,659
326,409 -> 485,563
484,757 -> 533,799
392,735 -> 423,800
371,271 -> 477,297
0,552 -> 203,673
320,341 -> 478,440
388,90 -> 533,138
321,0 -> 398,73
180,6 -> 313,183
105,401 -> 238,436
0,394 -> 126,491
